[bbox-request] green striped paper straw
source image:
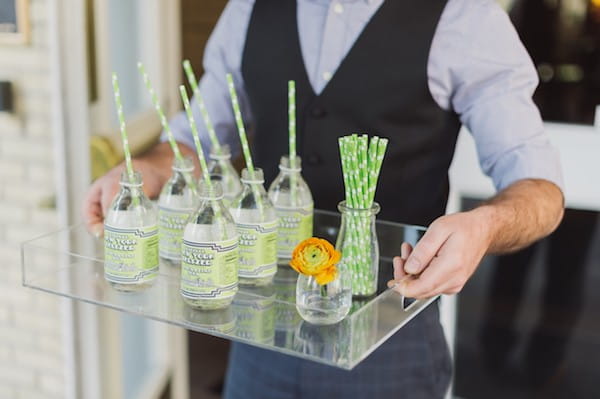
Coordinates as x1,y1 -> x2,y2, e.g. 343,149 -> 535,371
225,74 -> 265,215
288,80 -> 298,205
226,73 -> 255,177
288,80 -> 296,166
182,60 -> 222,153
179,85 -> 211,184
369,138 -> 388,204
137,62 -> 184,161
111,73 -> 134,181
180,85 -> 227,237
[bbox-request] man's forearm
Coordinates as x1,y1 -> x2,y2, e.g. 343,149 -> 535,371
133,141 -> 199,186
474,178 -> 564,254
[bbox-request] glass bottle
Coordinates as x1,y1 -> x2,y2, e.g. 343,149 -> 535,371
158,156 -> 197,265
335,201 -> 381,297
180,181 -> 239,310
295,262 -> 352,325
268,156 -> 314,263
229,168 -> 278,286
207,145 -> 243,204
104,171 -> 159,292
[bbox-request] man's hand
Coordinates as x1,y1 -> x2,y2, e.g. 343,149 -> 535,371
389,209 -> 493,298
82,141 -> 198,236
82,160 -> 165,236
388,179 -> 564,299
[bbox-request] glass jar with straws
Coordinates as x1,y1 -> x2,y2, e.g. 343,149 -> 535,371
337,134 -> 388,297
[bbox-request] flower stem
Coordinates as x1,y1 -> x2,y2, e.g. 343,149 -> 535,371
320,284 -> 328,297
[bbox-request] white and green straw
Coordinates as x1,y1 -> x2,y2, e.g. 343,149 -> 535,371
180,85 -> 228,237
137,62 -> 184,162
182,60 -> 222,154
111,73 -> 134,181
226,73 -> 255,178
288,80 -> 296,167
179,85 -> 211,185
226,73 -> 264,214
289,80 -> 298,205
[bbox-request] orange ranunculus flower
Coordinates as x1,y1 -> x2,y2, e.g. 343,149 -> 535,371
289,237 -> 341,285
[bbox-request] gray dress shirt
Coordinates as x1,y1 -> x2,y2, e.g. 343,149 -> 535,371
165,0 -> 564,192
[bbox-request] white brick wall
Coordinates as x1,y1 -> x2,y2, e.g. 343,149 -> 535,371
0,0 -> 66,397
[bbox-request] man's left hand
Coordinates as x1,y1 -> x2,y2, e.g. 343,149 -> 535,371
389,208 -> 494,299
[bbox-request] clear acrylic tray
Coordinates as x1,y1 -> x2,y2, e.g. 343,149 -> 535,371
21,209 -> 437,370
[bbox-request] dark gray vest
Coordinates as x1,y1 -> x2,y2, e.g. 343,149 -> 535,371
241,0 -> 461,226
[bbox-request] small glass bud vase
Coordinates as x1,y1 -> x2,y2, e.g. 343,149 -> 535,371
296,264 -> 352,325
268,156 -> 314,263
158,157 -> 197,265
335,201 -> 381,297
207,145 -> 243,204
104,171 -> 159,292
229,168 -> 278,286
181,181 -> 239,310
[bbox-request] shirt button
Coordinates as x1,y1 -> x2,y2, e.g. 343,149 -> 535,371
323,71 -> 332,82
333,3 -> 344,14
310,106 -> 327,118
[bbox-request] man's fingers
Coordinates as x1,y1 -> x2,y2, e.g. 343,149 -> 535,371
400,257 -> 451,298
398,257 -> 464,299
83,183 -> 103,233
83,175 -> 120,235
404,222 -> 450,275
393,257 -> 408,280
392,242 -> 414,281
401,242 -> 412,260
100,181 -> 119,216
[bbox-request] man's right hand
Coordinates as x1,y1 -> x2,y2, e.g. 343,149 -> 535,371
82,160 -> 165,236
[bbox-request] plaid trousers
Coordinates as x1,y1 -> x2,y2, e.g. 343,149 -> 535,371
223,303 -> 451,399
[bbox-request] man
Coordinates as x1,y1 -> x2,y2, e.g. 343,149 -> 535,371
84,0 -> 565,397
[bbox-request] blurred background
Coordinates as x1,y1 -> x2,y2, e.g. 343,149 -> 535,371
0,0 -> 598,398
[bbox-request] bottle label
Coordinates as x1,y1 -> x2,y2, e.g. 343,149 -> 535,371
237,220 -> 278,278
275,206 -> 313,258
158,206 -> 193,260
180,237 -> 239,301
104,225 -> 159,284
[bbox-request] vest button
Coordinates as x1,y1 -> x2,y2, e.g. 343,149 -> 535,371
306,154 -> 322,165
310,106 -> 327,118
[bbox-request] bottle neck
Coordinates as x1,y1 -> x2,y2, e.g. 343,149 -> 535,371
278,164 -> 302,176
120,183 -> 143,194
209,152 -> 232,162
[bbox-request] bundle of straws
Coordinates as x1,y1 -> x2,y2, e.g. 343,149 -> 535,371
338,134 -> 388,295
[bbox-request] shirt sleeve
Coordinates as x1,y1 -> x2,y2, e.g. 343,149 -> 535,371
428,0 -> 564,192
162,0 -> 255,159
